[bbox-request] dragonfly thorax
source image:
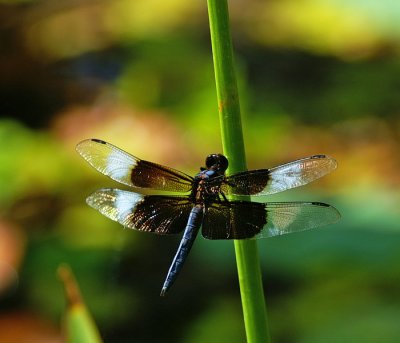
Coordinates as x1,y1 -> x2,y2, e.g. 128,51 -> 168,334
191,168 -> 224,205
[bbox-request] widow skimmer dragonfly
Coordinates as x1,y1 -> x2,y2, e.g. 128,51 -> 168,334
76,138 -> 340,296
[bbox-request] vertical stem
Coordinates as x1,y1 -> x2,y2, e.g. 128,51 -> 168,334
206,1 -> 270,342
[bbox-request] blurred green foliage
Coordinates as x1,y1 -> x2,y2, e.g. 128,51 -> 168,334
0,0 -> 400,342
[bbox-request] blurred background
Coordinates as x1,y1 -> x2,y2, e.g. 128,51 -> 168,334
1,0 -> 400,342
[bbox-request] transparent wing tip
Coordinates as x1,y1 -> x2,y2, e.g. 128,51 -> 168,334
313,154 -> 338,171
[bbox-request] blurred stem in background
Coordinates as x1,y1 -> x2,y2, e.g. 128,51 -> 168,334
58,264 -> 103,343
206,1 -> 270,342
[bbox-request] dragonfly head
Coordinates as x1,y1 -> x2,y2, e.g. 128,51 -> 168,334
205,154 -> 229,173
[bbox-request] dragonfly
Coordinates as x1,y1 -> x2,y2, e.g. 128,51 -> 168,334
76,138 -> 340,296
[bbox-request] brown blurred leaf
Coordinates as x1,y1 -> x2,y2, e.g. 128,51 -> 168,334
0,312 -> 62,343
0,219 -> 25,293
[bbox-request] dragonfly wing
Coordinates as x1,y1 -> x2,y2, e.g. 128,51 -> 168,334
256,202 -> 341,238
76,139 -> 193,192
87,189 -> 193,234
201,201 -> 267,240
222,155 -> 337,196
201,201 -> 340,240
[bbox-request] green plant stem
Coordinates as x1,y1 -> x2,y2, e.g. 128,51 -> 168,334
206,1 -> 270,342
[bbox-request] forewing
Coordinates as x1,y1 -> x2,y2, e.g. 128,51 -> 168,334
221,155 -> 337,196
257,202 -> 340,238
201,201 -> 267,240
76,139 -> 193,192
86,189 -> 193,234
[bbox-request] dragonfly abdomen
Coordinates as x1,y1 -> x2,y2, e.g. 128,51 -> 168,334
160,205 -> 204,296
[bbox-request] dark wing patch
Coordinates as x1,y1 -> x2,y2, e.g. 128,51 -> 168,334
76,139 -> 193,192
220,170 -> 270,195
201,201 -> 267,240
257,202 -> 341,238
130,159 -> 193,192
220,155 -> 337,196
86,189 -> 193,234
